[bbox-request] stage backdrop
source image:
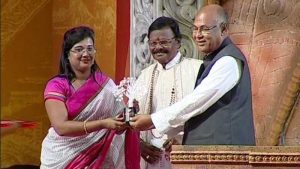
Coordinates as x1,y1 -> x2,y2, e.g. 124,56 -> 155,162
0,0 -> 129,167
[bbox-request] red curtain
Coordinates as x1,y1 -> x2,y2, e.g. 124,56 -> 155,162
116,0 -> 130,83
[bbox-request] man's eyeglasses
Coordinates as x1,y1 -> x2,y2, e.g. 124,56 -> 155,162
148,37 -> 175,48
70,46 -> 96,55
191,25 -> 217,35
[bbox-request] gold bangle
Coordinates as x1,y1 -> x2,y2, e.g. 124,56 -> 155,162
83,120 -> 89,134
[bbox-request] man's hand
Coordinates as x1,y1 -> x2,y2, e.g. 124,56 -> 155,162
140,140 -> 162,164
163,138 -> 180,152
130,114 -> 154,131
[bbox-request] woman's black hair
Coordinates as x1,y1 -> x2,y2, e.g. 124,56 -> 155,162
59,26 -> 100,82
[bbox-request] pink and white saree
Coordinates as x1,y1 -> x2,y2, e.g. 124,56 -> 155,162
41,72 -> 140,169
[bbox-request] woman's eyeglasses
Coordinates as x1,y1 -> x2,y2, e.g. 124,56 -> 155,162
70,46 -> 96,55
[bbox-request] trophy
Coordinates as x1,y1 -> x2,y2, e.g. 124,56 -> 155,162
114,77 -> 138,125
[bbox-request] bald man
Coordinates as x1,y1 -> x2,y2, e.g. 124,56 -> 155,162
131,4 -> 256,145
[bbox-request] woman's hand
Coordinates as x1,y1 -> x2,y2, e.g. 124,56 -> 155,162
102,117 -> 126,131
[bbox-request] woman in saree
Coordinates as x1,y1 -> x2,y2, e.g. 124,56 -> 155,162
41,26 -> 140,169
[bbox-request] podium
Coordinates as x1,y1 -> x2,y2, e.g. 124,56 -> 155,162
171,145 -> 300,169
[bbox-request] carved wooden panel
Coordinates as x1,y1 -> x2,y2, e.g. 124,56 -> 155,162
171,145 -> 300,169
130,0 -> 154,78
222,0 -> 300,145
285,91 -> 300,145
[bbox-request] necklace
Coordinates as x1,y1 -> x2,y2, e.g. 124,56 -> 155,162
149,56 -> 184,138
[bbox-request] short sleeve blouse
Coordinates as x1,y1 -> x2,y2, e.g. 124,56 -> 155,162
44,76 -> 74,102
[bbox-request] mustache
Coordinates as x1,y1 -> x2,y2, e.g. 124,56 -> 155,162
152,49 -> 169,54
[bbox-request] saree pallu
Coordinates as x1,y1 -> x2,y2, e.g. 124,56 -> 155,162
41,74 -> 140,169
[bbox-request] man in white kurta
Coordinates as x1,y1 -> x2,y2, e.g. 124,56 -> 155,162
134,52 -> 201,169
130,5 -> 255,146
133,16 -> 202,169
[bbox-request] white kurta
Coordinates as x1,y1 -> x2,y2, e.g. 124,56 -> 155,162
151,56 -> 242,137
134,53 -> 202,169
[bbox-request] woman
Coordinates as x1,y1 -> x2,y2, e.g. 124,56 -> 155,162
41,26 -> 139,169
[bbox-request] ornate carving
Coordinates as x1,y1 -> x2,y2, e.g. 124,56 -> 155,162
225,0 -> 300,146
162,0 -> 201,59
171,146 -> 300,166
254,0 -> 300,145
172,152 -> 250,163
249,154 -> 300,164
267,58 -> 300,145
130,0 -> 154,78
261,0 -> 291,22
